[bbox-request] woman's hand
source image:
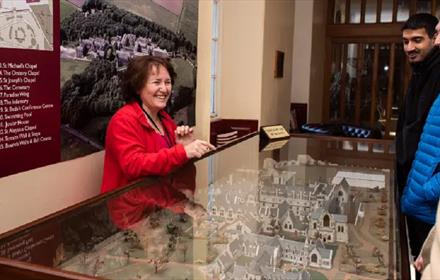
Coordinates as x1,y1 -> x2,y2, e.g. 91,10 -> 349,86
175,125 -> 194,146
183,139 -> 216,159
414,255 -> 424,272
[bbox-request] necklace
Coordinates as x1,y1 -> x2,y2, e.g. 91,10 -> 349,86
140,104 -> 172,148
141,105 -> 162,133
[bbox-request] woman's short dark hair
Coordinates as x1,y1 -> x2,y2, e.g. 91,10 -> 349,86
401,13 -> 439,38
121,56 -> 176,102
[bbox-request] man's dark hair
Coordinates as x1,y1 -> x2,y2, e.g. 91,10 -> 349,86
121,56 -> 176,103
401,13 -> 439,38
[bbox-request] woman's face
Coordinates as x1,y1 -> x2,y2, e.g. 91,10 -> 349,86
139,65 -> 172,113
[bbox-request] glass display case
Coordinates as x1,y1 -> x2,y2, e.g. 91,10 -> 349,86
0,135 -> 404,279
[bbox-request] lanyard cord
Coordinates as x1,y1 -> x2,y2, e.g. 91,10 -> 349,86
139,104 -> 172,148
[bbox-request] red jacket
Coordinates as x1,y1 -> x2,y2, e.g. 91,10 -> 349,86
101,102 -> 188,193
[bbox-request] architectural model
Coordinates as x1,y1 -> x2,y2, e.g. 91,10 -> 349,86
58,154 -> 392,280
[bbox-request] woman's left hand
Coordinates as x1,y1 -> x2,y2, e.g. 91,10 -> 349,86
175,125 -> 194,145
414,255 -> 424,272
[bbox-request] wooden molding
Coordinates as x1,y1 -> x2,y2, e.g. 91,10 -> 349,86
0,257 -> 98,280
327,23 -> 402,38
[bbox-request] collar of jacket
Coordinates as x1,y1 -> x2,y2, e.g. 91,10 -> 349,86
411,47 -> 440,74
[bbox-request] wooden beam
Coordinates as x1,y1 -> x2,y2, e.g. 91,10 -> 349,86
409,0 -> 417,16
332,36 -> 402,43
327,23 -> 402,38
0,257 -> 97,280
385,43 -> 396,137
377,0 -> 382,23
328,0 -> 336,24
323,40 -> 334,122
355,43 -> 364,124
432,0 -> 437,16
345,0 -> 351,23
392,0 -> 398,23
340,44 -> 348,120
361,0 -> 367,23
370,43 -> 380,126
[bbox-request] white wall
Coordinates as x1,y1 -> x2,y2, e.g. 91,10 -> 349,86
217,0 -> 294,129
291,0 -> 314,105
195,0 -> 213,141
261,0 -> 294,128
218,0 -> 265,120
308,0 -> 327,122
0,152 -> 104,234
290,0 -> 327,123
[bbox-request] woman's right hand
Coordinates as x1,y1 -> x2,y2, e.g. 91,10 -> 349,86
183,140 -> 216,159
175,125 -> 194,146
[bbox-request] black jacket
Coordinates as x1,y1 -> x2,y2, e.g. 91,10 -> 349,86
396,48 -> 440,196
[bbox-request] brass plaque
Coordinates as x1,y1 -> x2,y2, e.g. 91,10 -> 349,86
261,125 -> 289,140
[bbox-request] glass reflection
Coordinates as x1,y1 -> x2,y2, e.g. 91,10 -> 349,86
0,135 -> 398,279
380,0 -> 393,22
372,143 -> 385,153
344,43 -> 359,123
342,140 -> 354,150
328,40 -> 407,136
329,44 -> 344,120
397,0 -> 410,22
376,44 -> 390,134
350,0 -> 362,23
107,164 -> 198,230
416,0 -> 431,13
334,0 -> 347,23
390,44 -> 406,137
365,0 -> 378,23
360,43 -> 375,126
60,164 -> 203,278
357,142 -> 369,152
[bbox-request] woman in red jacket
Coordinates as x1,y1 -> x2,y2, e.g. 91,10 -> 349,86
101,56 -> 214,193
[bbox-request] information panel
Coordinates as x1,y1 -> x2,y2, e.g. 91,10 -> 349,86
0,0 -> 59,177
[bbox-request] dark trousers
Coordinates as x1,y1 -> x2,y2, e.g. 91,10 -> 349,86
406,216 -> 434,280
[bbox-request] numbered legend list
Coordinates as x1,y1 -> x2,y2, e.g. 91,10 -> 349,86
0,62 -> 54,150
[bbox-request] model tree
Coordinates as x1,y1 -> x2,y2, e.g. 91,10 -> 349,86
124,249 -> 130,265
149,212 -> 161,228
380,191 -> 388,203
354,257 -> 362,274
177,239 -> 189,263
148,255 -> 169,273
375,217 -> 385,228
92,256 -> 104,276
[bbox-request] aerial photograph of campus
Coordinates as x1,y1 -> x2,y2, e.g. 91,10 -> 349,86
60,0 -> 198,160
